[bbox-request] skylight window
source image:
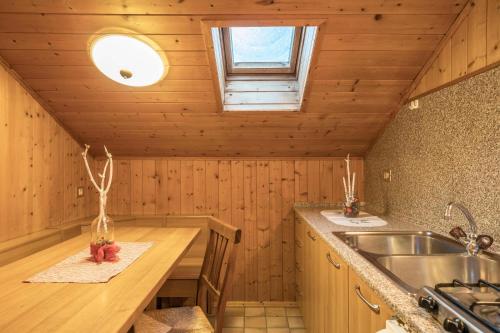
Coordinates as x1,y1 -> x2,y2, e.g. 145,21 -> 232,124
223,26 -> 302,74
207,22 -> 320,112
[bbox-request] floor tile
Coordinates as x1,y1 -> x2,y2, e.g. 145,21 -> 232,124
245,316 -> 266,328
285,307 -> 302,317
268,329 -> 291,333
266,316 -> 288,328
244,328 -> 266,333
265,307 -> 286,316
290,329 -> 306,333
222,329 -> 244,333
245,307 -> 266,317
225,306 -> 245,317
287,317 -> 305,329
224,316 -> 245,328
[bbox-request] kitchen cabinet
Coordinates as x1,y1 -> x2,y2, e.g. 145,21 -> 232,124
295,216 -> 393,333
295,217 -> 323,333
322,239 -> 349,333
348,266 -> 394,333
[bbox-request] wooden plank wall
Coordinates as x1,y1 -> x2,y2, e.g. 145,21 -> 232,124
0,63 -> 91,242
410,0 -> 500,97
91,157 -> 364,301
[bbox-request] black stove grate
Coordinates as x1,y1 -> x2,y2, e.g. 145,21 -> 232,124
435,279 -> 500,333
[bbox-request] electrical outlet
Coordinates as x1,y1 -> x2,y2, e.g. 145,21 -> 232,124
383,169 -> 392,182
77,186 -> 84,198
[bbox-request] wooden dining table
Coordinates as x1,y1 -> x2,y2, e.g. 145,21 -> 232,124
0,226 -> 200,333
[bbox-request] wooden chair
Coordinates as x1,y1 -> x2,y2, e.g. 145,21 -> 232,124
134,217 -> 241,333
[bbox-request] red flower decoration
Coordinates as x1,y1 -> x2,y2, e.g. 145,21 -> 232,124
90,242 -> 121,263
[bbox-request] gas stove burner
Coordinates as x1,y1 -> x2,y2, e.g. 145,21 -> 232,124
417,279 -> 500,333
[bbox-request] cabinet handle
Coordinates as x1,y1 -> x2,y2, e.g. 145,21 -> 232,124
295,240 -> 303,248
354,285 -> 380,314
326,252 -> 341,269
307,231 -> 316,241
295,262 -> 303,272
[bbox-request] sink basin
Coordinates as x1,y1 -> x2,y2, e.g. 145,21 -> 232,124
335,231 -> 465,255
377,254 -> 500,293
333,231 -> 500,294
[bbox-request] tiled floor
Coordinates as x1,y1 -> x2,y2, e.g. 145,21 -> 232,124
222,303 -> 306,333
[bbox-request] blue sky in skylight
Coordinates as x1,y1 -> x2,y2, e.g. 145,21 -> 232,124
230,27 -> 295,64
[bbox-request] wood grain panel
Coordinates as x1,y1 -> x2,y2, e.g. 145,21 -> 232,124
317,50 -> 432,67
230,160 -> 245,300
312,65 -> 421,80
467,0 -> 487,72
0,50 -> 208,66
486,0 -> 500,64
0,1 -> 466,15
94,157 -> 364,301
321,34 -> 441,51
0,33 -> 206,51
0,61 -> 88,242
0,2 -> 470,157
13,65 -> 212,80
25,79 -> 214,92
410,0 -> 500,98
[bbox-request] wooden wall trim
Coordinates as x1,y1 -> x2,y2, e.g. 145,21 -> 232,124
407,59 -> 500,100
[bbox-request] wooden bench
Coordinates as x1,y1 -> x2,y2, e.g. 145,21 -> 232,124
0,221 -> 84,267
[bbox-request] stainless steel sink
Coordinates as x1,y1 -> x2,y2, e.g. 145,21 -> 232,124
376,254 -> 500,293
333,231 -> 500,294
335,231 -> 465,255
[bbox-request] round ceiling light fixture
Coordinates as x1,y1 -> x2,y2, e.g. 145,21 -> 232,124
90,34 -> 167,87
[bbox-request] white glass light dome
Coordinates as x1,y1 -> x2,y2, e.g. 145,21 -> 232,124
90,34 -> 166,87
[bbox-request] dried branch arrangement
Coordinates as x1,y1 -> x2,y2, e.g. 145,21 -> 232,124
82,144 -> 113,223
342,153 -> 356,204
82,145 -> 120,263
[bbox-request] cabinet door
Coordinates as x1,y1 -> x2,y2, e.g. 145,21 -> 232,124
348,267 -> 394,333
303,225 -> 321,332
303,225 -> 313,331
322,241 -> 349,333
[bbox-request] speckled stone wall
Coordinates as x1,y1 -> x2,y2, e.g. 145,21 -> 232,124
365,66 -> 500,247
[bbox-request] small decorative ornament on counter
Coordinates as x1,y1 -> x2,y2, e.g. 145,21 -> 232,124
343,153 -> 360,217
82,144 -> 120,264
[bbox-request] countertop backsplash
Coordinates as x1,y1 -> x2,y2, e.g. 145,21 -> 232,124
364,66 -> 499,253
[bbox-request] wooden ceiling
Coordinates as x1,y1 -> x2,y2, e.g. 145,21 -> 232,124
0,0 -> 467,157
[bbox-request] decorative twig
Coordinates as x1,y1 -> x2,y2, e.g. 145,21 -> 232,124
343,153 -> 356,205
82,144 -> 113,233
345,153 -> 351,199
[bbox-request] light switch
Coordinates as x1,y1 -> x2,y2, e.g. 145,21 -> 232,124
383,169 -> 392,182
77,186 -> 84,198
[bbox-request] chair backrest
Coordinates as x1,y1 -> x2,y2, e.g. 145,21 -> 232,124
196,217 -> 241,333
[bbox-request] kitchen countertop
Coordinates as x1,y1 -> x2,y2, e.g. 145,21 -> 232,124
294,205 -> 445,333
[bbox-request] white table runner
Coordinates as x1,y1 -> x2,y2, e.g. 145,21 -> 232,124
25,242 -> 153,283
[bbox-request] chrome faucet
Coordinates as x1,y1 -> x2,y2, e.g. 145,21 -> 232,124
444,202 -> 493,256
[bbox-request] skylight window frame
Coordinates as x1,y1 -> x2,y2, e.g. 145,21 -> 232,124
222,26 -> 303,75
201,18 -> 325,113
